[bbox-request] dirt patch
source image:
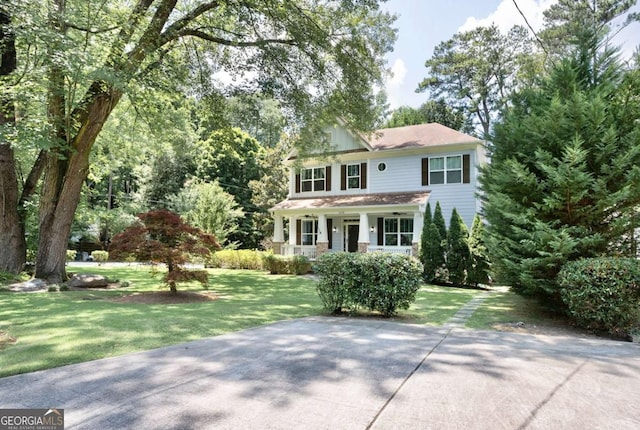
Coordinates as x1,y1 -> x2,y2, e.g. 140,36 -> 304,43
492,320 -> 616,340
0,331 -> 17,347
110,291 -> 219,304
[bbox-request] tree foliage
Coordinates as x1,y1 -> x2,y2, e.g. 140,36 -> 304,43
445,208 -> 471,286
417,25 -> 533,138
385,99 -> 469,131
432,201 -> 447,242
467,214 -> 490,287
109,210 -> 220,293
168,180 -> 244,248
0,0 -> 396,281
480,32 -> 640,300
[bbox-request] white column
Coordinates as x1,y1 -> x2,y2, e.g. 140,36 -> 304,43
288,217 -> 297,245
358,213 -> 370,243
273,215 -> 284,242
317,214 -> 328,242
413,211 -> 423,243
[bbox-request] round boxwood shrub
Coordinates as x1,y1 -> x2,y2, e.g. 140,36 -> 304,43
314,252 -> 423,316
558,257 -> 640,336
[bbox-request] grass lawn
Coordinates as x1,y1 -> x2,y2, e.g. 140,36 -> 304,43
466,290 -> 567,330
0,266 -> 323,378
1,264 -> 544,378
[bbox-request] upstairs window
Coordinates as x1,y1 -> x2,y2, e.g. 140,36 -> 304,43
422,154 -> 470,186
340,162 -> 367,190
347,164 -> 361,189
301,167 -> 326,192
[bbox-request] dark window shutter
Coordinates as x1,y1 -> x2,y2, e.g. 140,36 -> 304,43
341,165 -> 347,190
296,219 -> 301,245
360,162 -> 367,189
421,158 -> 429,186
463,154 -> 471,184
377,217 -> 384,246
326,166 -> 332,191
327,219 -> 333,249
295,172 -> 301,193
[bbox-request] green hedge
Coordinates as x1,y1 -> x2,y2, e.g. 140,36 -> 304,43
262,254 -> 311,275
91,251 -> 109,264
314,252 -> 423,316
558,257 -> 640,336
208,249 -> 266,270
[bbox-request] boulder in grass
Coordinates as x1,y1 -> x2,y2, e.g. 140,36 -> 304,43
68,274 -> 110,288
8,279 -> 48,293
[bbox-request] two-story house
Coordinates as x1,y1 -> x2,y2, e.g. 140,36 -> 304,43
270,122 -> 486,260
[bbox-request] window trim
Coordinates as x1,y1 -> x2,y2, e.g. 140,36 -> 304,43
346,163 -> 361,189
300,167 -> 326,192
383,217 -> 414,246
300,219 -> 318,246
429,155 -> 462,185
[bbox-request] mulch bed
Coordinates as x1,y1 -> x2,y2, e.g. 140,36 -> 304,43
109,291 -> 219,304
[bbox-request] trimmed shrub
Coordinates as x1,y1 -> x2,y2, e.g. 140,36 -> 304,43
262,254 -> 311,275
66,250 -> 77,261
208,249 -> 265,270
314,252 -> 423,316
446,208 -> 470,286
91,251 -> 109,265
558,258 -> 640,336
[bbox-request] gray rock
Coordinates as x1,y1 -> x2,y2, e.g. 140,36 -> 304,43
8,278 -> 48,293
67,274 -> 110,288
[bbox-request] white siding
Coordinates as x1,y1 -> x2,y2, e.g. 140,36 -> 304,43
329,125 -> 366,152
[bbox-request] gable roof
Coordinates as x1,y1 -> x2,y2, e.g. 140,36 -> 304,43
370,123 -> 480,151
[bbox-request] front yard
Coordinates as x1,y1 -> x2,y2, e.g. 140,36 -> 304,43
0,264 -> 587,378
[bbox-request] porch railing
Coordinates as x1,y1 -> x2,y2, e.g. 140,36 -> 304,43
367,245 -> 413,256
281,245 -> 318,260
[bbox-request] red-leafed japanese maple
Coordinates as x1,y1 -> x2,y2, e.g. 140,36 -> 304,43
110,210 -> 220,293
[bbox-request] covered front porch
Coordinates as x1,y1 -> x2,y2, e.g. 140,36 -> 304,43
270,192 -> 429,260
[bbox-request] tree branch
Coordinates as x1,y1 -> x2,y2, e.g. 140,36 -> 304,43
172,29 -> 297,48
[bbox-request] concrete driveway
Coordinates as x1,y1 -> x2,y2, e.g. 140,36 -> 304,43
1,317 -> 639,429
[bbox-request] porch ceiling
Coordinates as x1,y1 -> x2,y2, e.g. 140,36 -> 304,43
271,191 -> 429,212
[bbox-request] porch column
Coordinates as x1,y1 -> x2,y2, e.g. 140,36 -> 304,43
412,211 -> 423,257
273,214 -> 284,256
358,212 -> 370,253
316,214 -> 329,257
288,217 -> 297,246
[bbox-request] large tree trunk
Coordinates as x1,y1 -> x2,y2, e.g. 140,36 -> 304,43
0,8 -> 27,273
35,88 -> 122,283
0,145 -> 26,273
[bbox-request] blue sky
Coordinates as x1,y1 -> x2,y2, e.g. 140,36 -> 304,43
382,0 -> 640,109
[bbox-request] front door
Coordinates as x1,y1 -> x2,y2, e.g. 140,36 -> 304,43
346,224 -> 359,252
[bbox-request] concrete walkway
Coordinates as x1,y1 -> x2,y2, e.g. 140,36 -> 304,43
443,290 -> 492,328
1,316 -> 639,429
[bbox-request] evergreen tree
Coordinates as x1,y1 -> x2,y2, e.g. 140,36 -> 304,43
433,202 -> 447,242
446,208 -> 471,286
420,202 -> 443,281
480,31 -> 640,300
422,223 -> 445,283
467,214 -> 491,287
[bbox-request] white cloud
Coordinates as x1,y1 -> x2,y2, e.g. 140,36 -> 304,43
387,58 -> 407,88
459,0 -> 557,34
384,58 -> 408,109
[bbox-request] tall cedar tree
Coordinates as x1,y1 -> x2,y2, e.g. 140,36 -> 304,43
110,210 -> 220,293
422,223 -> 445,283
480,38 -> 640,300
419,202 -> 442,281
467,214 -> 491,287
432,202 -> 447,244
446,208 -> 471,286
